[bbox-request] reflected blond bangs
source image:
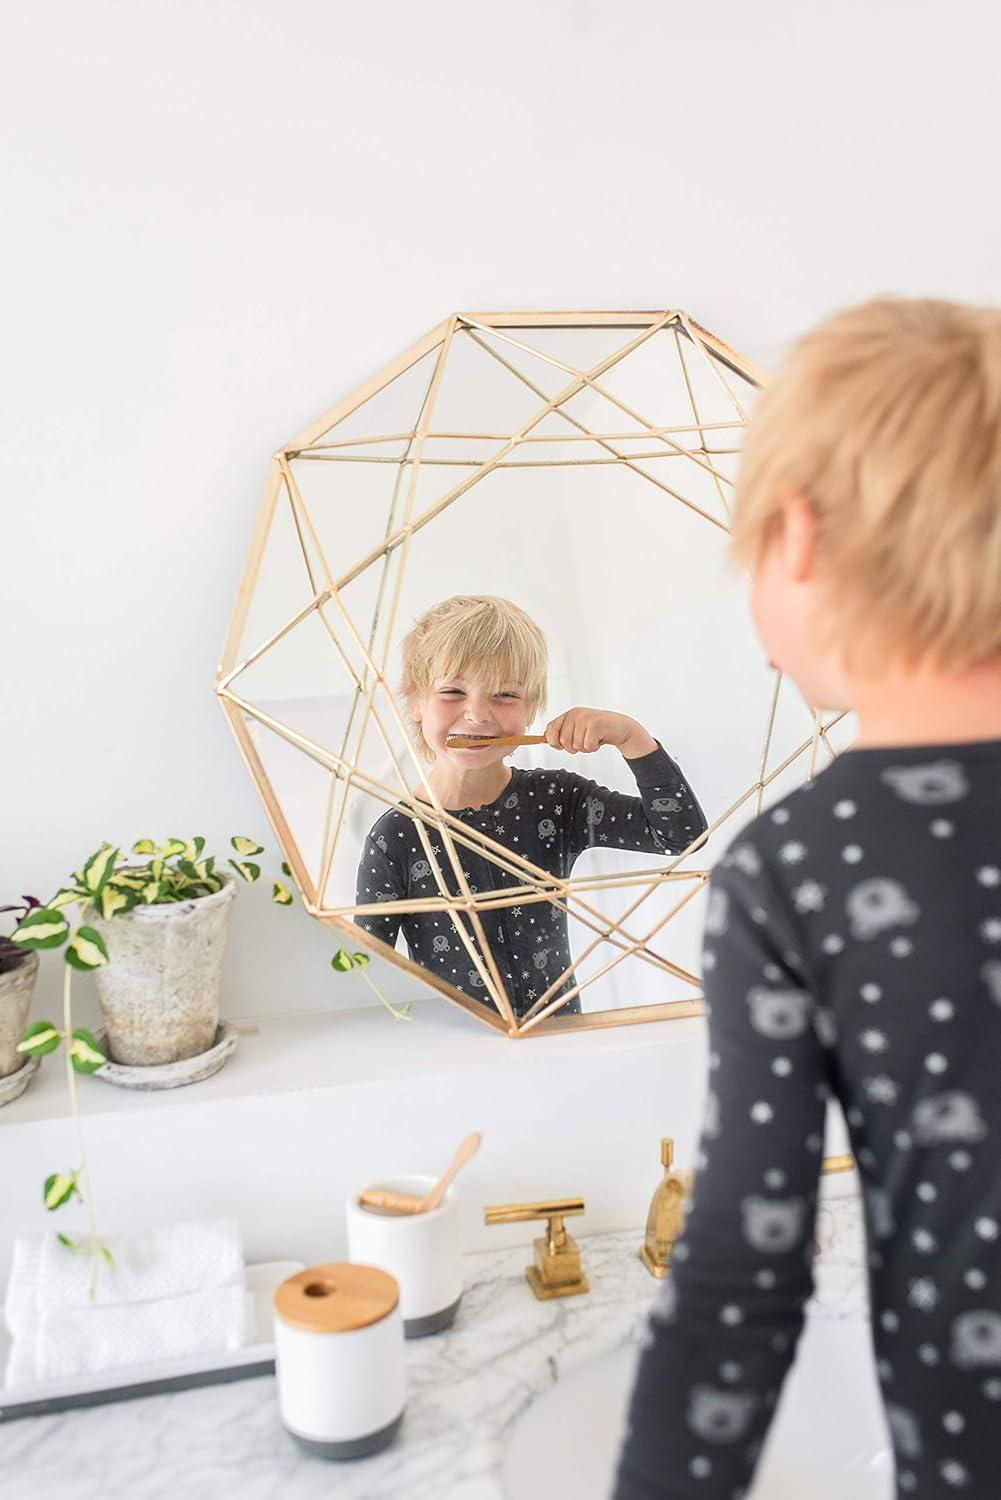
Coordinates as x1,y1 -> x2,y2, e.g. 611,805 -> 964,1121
400,595 -> 548,761
732,296 -> 1001,674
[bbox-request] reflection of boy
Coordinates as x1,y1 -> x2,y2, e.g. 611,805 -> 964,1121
355,595 -> 707,1019
615,299 -> 1001,1499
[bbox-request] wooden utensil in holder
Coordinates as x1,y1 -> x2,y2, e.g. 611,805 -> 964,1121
358,1133 -> 482,1216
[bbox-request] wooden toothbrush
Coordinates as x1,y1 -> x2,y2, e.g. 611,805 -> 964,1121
445,733 -> 548,749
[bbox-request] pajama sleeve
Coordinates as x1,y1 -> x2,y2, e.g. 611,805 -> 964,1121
612,847 -> 829,1499
564,741 -> 708,860
353,835 -> 405,949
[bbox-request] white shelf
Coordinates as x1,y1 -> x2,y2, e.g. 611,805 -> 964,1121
4,999 -> 705,1128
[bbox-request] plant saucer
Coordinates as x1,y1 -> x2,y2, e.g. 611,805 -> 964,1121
90,1022 -> 238,1091
0,1054 -> 40,1108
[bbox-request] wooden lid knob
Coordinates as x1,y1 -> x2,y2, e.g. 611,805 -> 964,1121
272,1262 -> 399,1334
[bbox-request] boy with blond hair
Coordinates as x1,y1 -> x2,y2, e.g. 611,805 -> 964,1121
355,594 -> 707,1018
614,298 -> 1001,1498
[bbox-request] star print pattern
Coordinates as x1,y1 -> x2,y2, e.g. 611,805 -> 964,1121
353,741 -> 706,1019
614,736 -> 1001,1500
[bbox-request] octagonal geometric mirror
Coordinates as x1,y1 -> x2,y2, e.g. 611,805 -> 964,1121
217,311 -> 852,1036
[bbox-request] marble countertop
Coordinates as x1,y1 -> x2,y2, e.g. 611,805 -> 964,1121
0,1201 -> 867,1500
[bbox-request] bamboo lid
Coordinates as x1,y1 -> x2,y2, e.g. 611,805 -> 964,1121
273,1262 -> 399,1334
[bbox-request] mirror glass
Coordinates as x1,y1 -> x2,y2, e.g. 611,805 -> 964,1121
218,314 -> 854,1033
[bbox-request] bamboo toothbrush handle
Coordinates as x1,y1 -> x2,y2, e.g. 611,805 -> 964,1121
419,1131 -> 482,1214
446,734 -> 548,747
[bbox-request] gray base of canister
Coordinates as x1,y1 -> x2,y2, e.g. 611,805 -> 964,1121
287,1408 -> 404,1460
403,1292 -> 463,1339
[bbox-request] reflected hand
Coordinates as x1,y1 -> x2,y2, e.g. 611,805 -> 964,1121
544,708 -> 656,757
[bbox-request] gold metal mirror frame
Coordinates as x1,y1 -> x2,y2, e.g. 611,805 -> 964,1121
217,311 -> 845,1036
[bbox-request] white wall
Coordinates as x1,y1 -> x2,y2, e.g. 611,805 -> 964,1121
4,0 -> 1000,1028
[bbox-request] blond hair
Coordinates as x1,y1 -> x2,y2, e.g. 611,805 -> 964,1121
400,595 -> 548,762
732,296 -> 1001,674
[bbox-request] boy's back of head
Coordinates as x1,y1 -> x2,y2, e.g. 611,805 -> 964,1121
732,297 -> 1001,677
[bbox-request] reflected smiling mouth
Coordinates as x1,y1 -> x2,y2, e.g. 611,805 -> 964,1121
446,733 -> 498,747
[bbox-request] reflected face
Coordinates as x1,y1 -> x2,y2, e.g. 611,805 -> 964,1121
414,675 -> 532,767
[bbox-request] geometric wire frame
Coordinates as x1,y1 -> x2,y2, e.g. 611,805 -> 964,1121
216,310 -> 848,1037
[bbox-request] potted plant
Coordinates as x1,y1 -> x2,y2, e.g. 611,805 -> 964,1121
18,837 -> 290,1069
12,836 -> 413,1079
1,895 -> 43,1100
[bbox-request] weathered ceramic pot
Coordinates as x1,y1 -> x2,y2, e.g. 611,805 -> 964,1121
89,874 -> 237,1066
0,949 -> 39,1079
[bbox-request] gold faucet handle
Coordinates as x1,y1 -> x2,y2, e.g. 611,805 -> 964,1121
484,1198 -> 589,1300
483,1196 -> 585,1227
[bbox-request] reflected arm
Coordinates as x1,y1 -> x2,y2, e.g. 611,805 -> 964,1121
565,741 -> 708,859
353,837 -> 404,948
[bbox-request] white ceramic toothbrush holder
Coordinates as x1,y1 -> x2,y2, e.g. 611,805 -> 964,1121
272,1262 -> 405,1459
346,1173 -> 463,1338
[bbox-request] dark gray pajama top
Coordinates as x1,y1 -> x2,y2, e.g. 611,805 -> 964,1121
354,741 -> 708,1019
614,737 -> 1001,1500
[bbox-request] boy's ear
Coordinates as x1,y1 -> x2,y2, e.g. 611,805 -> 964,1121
782,490 -> 817,585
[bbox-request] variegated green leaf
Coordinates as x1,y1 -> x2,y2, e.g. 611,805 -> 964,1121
351,951 -> 370,969
112,872 -> 147,892
44,1172 -> 79,1210
228,859 -> 260,883
96,884 -> 136,920
57,1232 -> 84,1253
69,1028 -> 107,1074
192,837 -> 205,859
48,887 -> 86,911
161,839 -> 187,859
17,1021 -> 63,1056
281,861 -> 291,877
65,925 -> 109,971
80,845 -> 119,896
330,949 -> 354,972
132,839 -> 156,856
142,879 -> 162,903
150,858 -> 164,880
231,836 -> 264,858
11,907 -> 70,950
100,1244 -> 115,1269
272,880 -> 294,906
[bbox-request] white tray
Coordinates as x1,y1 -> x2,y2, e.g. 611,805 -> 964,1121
0,1260 -> 303,1422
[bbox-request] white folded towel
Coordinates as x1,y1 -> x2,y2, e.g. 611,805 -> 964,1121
4,1216 -> 253,1387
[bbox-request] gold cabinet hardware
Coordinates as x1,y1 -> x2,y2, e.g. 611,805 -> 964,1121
639,1138 -> 692,1279
484,1197 -> 589,1300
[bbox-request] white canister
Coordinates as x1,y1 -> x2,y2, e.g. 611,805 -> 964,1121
346,1174 -> 463,1338
272,1262 -> 405,1459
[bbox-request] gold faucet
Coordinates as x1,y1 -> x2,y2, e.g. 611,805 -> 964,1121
639,1139 -> 692,1278
484,1196 -> 589,1299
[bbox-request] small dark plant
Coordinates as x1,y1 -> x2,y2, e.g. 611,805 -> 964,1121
1,895 -> 42,974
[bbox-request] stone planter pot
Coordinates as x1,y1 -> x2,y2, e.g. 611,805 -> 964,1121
0,949 -> 39,1079
89,874 -> 237,1067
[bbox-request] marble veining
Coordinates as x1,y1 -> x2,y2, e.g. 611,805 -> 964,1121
0,1196 -> 867,1500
